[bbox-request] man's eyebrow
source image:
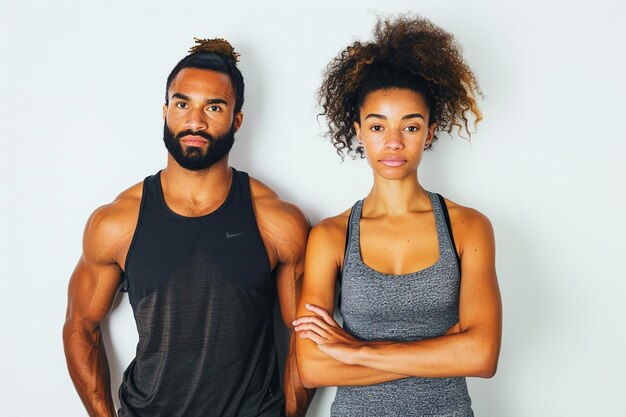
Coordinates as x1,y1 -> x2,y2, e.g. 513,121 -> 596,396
170,93 -> 229,106
205,98 -> 228,105
364,113 -> 425,120
171,93 -> 190,101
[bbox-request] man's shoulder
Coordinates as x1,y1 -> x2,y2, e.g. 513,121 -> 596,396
83,180 -> 144,250
248,176 -> 308,227
246,175 -> 309,258
95,181 -> 143,222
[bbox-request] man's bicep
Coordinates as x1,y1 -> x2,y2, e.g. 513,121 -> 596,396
65,208 -> 126,328
272,204 -> 309,328
65,257 -> 123,329
275,261 -> 303,329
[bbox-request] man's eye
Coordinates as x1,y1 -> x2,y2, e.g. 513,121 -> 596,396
208,105 -> 221,112
175,102 -> 188,109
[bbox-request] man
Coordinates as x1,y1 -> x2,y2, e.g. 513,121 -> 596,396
63,38 -> 311,417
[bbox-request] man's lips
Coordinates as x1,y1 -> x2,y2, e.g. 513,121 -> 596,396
180,135 -> 209,146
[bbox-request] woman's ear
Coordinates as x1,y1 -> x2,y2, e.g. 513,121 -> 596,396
425,123 -> 437,148
354,121 -> 362,144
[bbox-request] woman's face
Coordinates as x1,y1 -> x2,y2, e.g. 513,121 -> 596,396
355,88 -> 435,181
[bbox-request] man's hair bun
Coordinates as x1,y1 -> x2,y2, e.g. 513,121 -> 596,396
189,38 -> 240,63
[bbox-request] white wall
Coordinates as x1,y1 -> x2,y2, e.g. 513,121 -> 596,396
1,0 -> 625,415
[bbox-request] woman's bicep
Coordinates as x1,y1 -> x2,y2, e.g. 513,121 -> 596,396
296,222 -> 342,386
457,212 -> 502,373
298,224 -> 343,315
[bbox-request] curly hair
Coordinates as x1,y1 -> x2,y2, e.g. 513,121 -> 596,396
318,14 -> 482,159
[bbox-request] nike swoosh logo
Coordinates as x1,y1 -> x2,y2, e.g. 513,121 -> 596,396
226,232 -> 245,238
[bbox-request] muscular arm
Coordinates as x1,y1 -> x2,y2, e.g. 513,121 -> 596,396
299,209 -> 501,380
295,219 -> 409,388
63,190 -> 139,416
250,180 -> 314,417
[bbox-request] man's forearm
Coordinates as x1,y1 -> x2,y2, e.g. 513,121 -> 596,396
63,323 -> 117,417
284,333 -> 315,417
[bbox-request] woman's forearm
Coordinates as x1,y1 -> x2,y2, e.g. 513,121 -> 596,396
298,352 -> 409,388
352,328 -> 499,378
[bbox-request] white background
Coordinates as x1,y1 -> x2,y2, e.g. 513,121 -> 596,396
1,0 -> 625,416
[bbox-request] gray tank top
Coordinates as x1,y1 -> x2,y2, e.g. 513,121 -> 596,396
332,192 -> 473,417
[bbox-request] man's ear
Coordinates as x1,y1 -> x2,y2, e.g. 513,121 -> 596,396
233,111 -> 243,133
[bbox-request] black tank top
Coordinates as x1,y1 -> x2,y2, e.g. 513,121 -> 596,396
119,168 -> 284,417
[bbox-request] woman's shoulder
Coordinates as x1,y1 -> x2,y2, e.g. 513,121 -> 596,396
304,208 -> 354,267
441,196 -> 491,226
308,207 -> 353,246
441,196 -> 495,248
314,207 -> 352,232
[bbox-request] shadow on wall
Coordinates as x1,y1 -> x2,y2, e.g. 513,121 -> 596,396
227,41 -> 267,180
101,291 -> 129,410
467,206 -> 553,417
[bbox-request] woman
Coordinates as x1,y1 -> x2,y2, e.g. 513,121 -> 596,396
294,15 -> 502,417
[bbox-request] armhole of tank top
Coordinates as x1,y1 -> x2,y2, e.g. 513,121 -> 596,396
238,170 -> 273,274
121,177 -> 150,292
338,205 -> 357,285
436,193 -> 461,273
336,206 -> 355,311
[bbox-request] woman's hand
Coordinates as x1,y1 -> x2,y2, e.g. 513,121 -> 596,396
293,304 -> 364,365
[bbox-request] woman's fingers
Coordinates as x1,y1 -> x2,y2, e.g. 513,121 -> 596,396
304,303 -> 336,326
293,315 -> 331,331
298,329 -> 326,345
294,320 -> 330,338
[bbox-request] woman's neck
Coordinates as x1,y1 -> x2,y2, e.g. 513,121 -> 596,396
364,174 -> 430,217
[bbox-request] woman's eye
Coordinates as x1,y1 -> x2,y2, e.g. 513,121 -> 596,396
370,125 -> 383,132
404,126 -> 419,132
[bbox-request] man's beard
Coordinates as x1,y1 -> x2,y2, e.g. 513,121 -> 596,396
162,122 -> 235,171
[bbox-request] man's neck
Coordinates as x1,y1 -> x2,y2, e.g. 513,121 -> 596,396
160,156 -> 233,215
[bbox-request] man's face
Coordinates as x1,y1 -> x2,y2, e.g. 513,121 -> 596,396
163,68 -> 242,171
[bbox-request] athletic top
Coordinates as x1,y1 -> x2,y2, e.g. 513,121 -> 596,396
118,168 -> 284,417
331,192 -> 473,417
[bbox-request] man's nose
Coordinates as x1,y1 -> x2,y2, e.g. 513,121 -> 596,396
186,108 -> 208,131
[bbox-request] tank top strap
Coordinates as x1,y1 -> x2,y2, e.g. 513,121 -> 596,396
344,199 -> 364,262
428,192 -> 459,268
143,171 -> 165,211
343,195 -> 459,272
229,168 -> 249,207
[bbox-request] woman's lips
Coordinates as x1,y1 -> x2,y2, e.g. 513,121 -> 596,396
379,158 -> 407,167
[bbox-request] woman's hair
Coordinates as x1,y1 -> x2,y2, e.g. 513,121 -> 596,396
318,14 -> 482,158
